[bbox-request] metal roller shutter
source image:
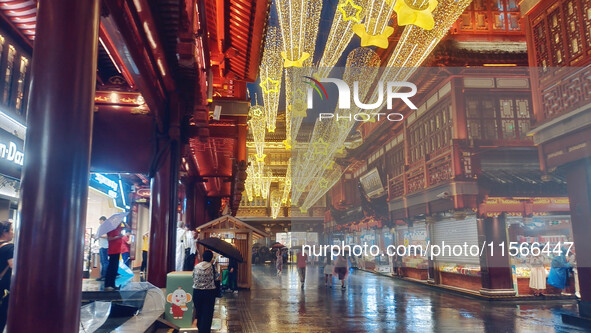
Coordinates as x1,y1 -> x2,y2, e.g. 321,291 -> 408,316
432,218 -> 480,264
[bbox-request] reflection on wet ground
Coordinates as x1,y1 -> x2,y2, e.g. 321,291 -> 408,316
216,264 -> 584,332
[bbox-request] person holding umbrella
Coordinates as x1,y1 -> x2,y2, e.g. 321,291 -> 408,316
193,250 -> 217,333
96,212 -> 129,291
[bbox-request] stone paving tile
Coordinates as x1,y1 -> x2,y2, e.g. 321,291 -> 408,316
214,264 -> 586,333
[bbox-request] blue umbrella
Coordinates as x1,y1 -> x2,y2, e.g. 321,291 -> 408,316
96,212 -> 129,236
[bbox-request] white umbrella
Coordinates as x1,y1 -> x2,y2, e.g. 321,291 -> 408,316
96,212 -> 129,237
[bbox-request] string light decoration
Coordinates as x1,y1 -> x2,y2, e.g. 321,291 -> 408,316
297,167 -> 344,213
281,158 -> 292,204
352,0 -> 397,49
316,0 -> 369,78
275,0 -> 323,68
243,0 -> 472,216
385,0 -> 472,69
248,105 -> 267,161
290,48 -> 381,207
261,169 -> 273,199
258,27 -> 283,132
244,173 -> 254,202
270,190 -> 282,219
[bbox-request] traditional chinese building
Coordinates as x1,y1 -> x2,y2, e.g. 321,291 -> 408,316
521,0 -> 591,320
325,0 -> 573,297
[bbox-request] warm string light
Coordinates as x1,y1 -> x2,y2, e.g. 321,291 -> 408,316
297,167 -> 344,213
290,49 -> 380,207
385,0 -> 472,70
275,0 -> 323,67
248,105 -> 267,161
270,190 -> 282,219
316,0 -> 369,78
259,27 -> 283,132
244,0 -> 470,215
282,158 -> 292,204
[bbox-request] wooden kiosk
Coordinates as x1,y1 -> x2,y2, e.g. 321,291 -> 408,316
196,215 -> 268,289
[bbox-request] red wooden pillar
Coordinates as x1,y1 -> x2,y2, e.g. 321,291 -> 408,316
8,0 -> 100,331
182,176 -> 197,229
478,215 -> 515,296
565,160 -> 591,317
148,147 -> 172,287
148,94 -> 181,285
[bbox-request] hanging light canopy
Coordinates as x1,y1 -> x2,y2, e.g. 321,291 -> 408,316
258,26 -> 283,132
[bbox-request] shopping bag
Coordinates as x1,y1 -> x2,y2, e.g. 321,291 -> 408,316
115,259 -> 134,287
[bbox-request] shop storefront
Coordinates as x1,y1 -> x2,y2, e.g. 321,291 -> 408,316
397,222 -> 429,280
431,216 -> 481,291
507,215 -> 577,295
0,125 -> 25,222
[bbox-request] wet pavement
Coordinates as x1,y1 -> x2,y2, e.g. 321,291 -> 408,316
214,264 -> 586,333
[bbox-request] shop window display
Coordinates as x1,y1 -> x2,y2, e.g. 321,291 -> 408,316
507,216 -> 578,295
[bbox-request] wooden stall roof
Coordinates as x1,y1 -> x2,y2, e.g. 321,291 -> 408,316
197,214 -> 268,238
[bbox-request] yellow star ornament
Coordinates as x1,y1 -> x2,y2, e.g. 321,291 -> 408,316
352,24 -> 395,49
282,139 -> 292,150
318,178 -> 330,190
259,77 -> 280,94
281,51 -> 310,68
311,138 -> 330,156
338,0 -> 363,23
394,0 -> 438,30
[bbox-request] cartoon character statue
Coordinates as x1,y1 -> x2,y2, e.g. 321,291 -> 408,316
166,287 -> 192,319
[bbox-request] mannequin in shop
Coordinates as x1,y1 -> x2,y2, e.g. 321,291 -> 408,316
527,244 -> 547,296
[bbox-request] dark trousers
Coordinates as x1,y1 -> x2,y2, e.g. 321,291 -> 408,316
298,267 -> 306,283
99,247 -> 109,278
228,270 -> 237,291
105,253 -> 120,288
193,288 -> 216,333
141,250 -> 148,272
0,293 -> 8,332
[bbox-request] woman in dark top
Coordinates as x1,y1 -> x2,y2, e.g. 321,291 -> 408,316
0,221 -> 14,331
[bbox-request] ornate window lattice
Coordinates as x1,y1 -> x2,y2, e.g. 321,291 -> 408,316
15,56 -> 28,114
466,94 -> 532,141
407,100 -> 453,164
3,45 -> 15,105
453,0 -> 522,34
531,0 -> 591,68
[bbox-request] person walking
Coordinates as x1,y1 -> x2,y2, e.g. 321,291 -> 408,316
193,250 -> 217,333
96,216 -> 109,281
275,249 -> 283,275
140,232 -> 149,277
333,255 -> 349,289
228,257 -> 238,294
323,256 -> 334,287
296,251 -> 308,288
105,222 -> 125,291
0,221 -> 14,332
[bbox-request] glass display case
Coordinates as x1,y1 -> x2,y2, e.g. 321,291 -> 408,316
438,262 -> 481,277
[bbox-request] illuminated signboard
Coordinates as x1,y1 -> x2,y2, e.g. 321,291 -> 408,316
0,128 -> 24,179
89,173 -> 128,208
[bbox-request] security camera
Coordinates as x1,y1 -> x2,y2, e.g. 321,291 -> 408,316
436,192 -> 450,199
